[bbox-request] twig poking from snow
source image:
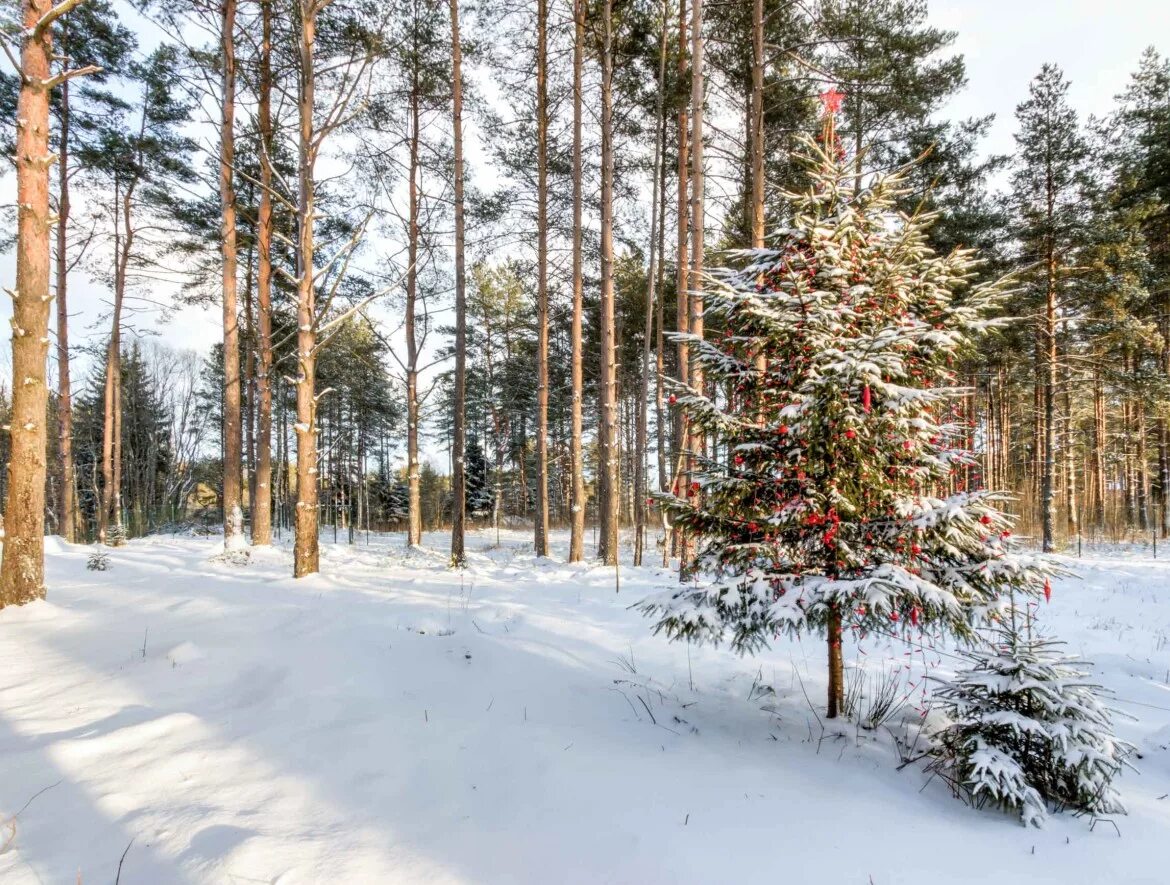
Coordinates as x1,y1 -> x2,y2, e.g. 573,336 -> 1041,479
637,695 -> 657,725
1090,818 -> 1122,838
794,668 -> 826,753
115,838 -> 134,884
9,778 -> 62,821
607,688 -> 640,720
2,778 -> 64,854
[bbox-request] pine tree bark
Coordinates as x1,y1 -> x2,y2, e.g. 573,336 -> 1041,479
450,0 -> 468,566
750,0 -> 765,249
534,0 -> 550,557
671,0 -> 689,560
293,0 -> 320,577
1063,371 -> 1078,541
56,63 -> 78,543
635,0 -> 669,567
597,0 -> 619,566
405,61 -> 422,548
221,0 -> 244,550
252,0 -> 274,546
568,0 -> 586,563
827,606 -> 844,718
102,170 -> 135,544
1,0 -> 58,606
654,109 -> 668,501
681,0 -> 705,578
1092,366 -> 1106,533
749,0 -> 767,409
1041,185 -> 1057,551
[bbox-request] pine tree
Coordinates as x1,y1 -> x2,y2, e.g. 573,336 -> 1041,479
1010,65 -> 1087,552
641,98 -> 1057,717
929,619 -> 1135,827
820,0 -> 966,189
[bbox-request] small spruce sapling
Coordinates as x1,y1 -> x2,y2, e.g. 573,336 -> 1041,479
928,617 -> 1135,827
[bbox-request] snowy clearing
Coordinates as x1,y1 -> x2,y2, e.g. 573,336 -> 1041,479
1,531 -> 1168,884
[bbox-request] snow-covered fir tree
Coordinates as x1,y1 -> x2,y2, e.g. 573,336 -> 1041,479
929,618 -> 1135,827
465,436 -> 494,517
641,95 -> 1058,717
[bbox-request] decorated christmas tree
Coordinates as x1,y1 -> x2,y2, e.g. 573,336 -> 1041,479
641,92 -> 1058,718
928,619 -> 1135,827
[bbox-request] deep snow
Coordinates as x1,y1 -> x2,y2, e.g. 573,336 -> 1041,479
0,530 -> 1167,884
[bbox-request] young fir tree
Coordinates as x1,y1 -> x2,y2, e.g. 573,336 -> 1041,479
929,617 -> 1135,827
641,95 -> 1057,718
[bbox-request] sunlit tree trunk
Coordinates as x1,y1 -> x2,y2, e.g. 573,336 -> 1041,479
568,0 -> 585,563
252,0 -> 275,546
597,0 -> 619,566
1,0 -> 65,606
55,61 -> 79,543
671,0 -> 689,560
681,0 -> 704,578
221,0 -> 244,549
635,0 -> 668,566
405,62 -> 422,548
450,0 -> 468,566
534,0 -> 550,557
293,0 -> 321,577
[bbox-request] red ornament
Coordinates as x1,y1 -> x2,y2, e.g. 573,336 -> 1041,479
980,514 -> 992,526
819,87 -> 845,115
668,394 -> 677,405
862,385 -> 871,413
779,424 -> 790,435
1044,579 -> 1052,603
910,606 -> 920,627
890,611 -> 899,622
845,429 -> 856,439
911,544 -> 921,555
691,482 -> 700,493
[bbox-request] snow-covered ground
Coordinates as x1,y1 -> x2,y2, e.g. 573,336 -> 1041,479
1,530 -> 1167,884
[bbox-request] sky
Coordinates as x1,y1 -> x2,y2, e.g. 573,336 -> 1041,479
933,0 -> 1169,159
0,0 -> 1166,456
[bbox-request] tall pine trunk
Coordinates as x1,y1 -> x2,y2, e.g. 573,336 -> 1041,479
534,0 -> 550,557
750,0 -> 765,249
221,0 -> 244,549
682,0 -> 704,579
102,173 -> 135,544
56,67 -> 78,543
597,0 -> 619,566
671,0 -> 689,560
405,62 -> 422,548
293,0 -> 320,577
450,0 -> 468,566
635,0 -> 668,567
1,0 -> 57,606
568,0 -> 586,563
1041,197 -> 1057,551
252,0 -> 275,546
